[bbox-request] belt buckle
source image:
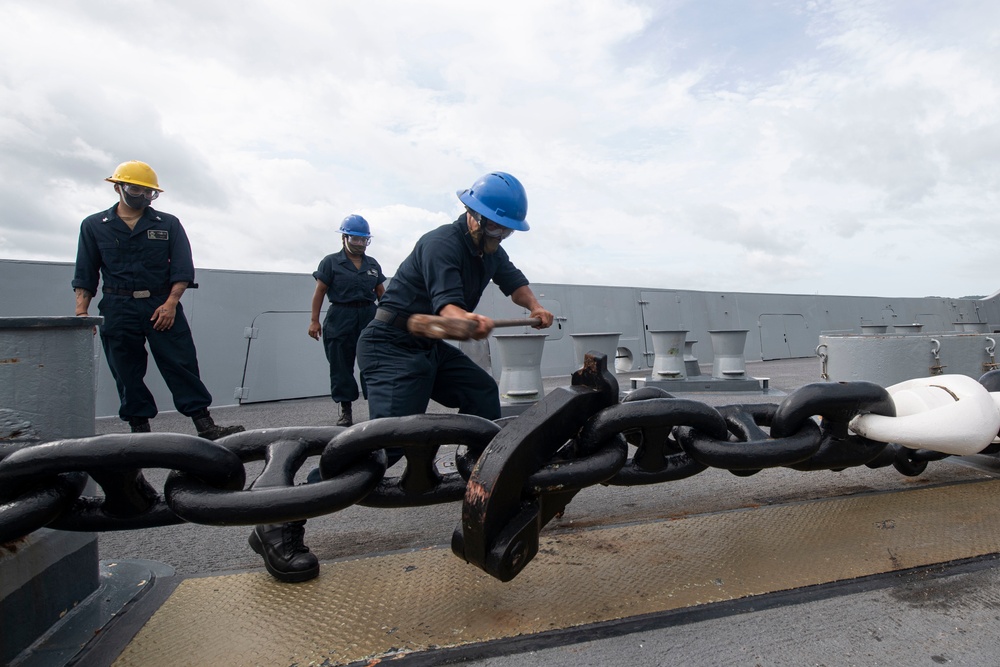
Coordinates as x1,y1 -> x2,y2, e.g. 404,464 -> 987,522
132,290 -> 151,299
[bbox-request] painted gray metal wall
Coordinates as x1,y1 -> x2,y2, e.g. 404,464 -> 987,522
0,316 -> 100,663
819,332 -> 1000,387
0,260 -> 319,417
3,259 -> 998,418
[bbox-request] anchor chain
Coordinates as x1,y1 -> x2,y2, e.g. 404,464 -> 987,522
2,353 -> 998,580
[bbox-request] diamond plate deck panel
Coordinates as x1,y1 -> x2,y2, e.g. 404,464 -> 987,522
113,479 -> 1000,666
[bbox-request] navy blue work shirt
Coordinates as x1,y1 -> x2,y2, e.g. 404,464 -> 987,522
72,204 -> 196,295
377,216 -> 529,317
313,249 -> 386,303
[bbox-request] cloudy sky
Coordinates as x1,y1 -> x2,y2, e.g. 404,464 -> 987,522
1,0 -> 998,299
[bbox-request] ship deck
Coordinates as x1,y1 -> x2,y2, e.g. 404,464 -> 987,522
25,358 -> 1000,666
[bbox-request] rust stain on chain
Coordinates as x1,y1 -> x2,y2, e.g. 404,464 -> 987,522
0,537 -> 28,554
465,479 -> 489,507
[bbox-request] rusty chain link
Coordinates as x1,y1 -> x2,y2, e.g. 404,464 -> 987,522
2,354 -> 995,580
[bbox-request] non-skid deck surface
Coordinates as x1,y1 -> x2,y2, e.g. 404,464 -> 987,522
114,480 -> 1000,666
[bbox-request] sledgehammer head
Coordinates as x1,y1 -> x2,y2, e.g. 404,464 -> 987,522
407,314 -> 478,340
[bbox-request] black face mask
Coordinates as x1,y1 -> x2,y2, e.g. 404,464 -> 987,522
468,214 -> 503,255
345,236 -> 367,256
121,189 -> 150,211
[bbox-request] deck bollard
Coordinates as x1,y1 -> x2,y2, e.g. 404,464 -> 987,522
709,329 -> 750,379
493,333 -> 547,414
633,331 -> 763,393
684,339 -> 702,377
570,332 -> 622,371
649,330 -> 688,380
0,316 -> 101,665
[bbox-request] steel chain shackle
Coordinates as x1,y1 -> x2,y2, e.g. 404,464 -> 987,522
453,352 -> 620,582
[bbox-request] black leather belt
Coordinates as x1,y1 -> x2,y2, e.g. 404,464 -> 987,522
102,286 -> 171,299
333,300 -> 374,308
374,308 -> 410,331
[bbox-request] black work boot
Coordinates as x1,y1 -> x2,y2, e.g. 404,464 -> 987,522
192,410 -> 245,440
248,521 -> 319,583
129,417 -> 151,433
336,401 -> 353,426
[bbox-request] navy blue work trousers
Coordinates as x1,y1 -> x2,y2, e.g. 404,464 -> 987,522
322,304 -> 376,403
356,320 -> 500,420
97,295 -> 212,420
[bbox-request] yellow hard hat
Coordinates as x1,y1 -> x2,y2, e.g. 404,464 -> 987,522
105,160 -> 163,191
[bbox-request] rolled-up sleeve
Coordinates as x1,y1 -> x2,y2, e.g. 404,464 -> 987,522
313,255 -> 334,287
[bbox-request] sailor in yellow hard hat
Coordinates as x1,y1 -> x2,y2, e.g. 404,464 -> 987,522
72,160 -> 244,440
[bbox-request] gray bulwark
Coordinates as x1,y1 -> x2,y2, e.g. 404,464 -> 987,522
1,259 -> 998,417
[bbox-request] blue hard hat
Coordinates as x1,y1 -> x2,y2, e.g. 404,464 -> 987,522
456,172 -> 529,232
339,214 -> 371,237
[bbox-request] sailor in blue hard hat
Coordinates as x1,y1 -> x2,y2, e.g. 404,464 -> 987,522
359,170 -> 554,414
306,214 -> 386,427
249,212 -> 386,584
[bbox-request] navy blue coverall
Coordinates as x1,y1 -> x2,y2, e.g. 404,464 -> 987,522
313,250 -> 385,403
356,216 -> 529,420
72,204 -> 213,421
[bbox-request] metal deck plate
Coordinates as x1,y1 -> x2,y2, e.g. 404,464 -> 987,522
113,480 -> 1000,666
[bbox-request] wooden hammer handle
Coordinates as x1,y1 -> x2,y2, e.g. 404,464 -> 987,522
493,318 -> 542,328
406,315 -> 543,340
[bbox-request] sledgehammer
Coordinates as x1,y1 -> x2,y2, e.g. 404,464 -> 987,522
407,314 -> 542,340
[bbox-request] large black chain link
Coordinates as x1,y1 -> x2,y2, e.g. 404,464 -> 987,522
1,354 -> 988,580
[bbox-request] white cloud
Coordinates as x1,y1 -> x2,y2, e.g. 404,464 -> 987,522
1,0 -> 999,298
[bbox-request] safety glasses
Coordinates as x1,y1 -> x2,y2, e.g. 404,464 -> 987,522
121,184 -> 160,200
346,235 -> 372,246
473,212 -> 514,239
